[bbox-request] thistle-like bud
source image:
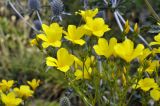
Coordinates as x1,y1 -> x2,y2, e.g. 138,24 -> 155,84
33,20 -> 42,30
60,96 -> 71,106
28,0 -> 41,11
50,0 -> 64,16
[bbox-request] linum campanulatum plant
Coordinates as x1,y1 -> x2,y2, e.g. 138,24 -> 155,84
30,8 -> 160,106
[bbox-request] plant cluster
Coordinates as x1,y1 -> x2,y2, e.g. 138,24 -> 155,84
30,8 -> 160,105
0,79 -> 40,106
4,0 -> 160,105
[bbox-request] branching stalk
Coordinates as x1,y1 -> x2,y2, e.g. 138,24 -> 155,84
116,11 -> 160,60
36,11 -> 42,25
8,0 -> 39,32
113,12 -> 124,32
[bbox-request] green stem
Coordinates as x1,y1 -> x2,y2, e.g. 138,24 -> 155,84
144,0 -> 160,22
71,84 -> 91,106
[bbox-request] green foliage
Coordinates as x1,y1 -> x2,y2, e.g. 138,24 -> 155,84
27,99 -> 60,106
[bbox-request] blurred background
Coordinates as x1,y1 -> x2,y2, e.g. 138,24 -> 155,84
0,0 -> 159,105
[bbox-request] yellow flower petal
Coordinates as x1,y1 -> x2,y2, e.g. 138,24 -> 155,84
93,38 -> 117,58
57,66 -> 70,73
131,44 -> 144,60
84,17 -> 110,37
114,39 -> 144,62
46,48 -> 74,72
64,25 -> 85,45
150,42 -> 160,46
37,23 -> 62,48
138,48 -> 151,62
93,38 -> 108,56
74,39 -> 85,45
27,79 -> 40,90
46,57 -> 57,67
50,41 -> 61,47
137,78 -> 158,91
42,42 -> 50,48
37,34 -> 48,41
76,8 -> 98,21
74,68 -> 92,80
1,92 -> 22,106
150,89 -> 160,101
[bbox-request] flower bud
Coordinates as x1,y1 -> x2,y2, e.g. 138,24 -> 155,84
28,0 -> 41,11
124,20 -> 130,34
134,23 -> 139,33
60,96 -> 71,106
33,20 -> 42,30
50,0 -> 64,16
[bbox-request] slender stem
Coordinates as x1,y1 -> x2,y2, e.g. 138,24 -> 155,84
116,11 -> 150,47
113,12 -> 123,32
144,0 -> 160,22
71,84 -> 92,106
8,0 -> 39,32
83,0 -> 88,10
36,11 -> 42,25
62,12 -> 72,15
59,16 -> 62,21
98,56 -> 103,86
103,0 -> 108,6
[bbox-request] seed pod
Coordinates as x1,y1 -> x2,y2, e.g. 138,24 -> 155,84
50,0 -> 64,16
60,96 -> 71,106
28,0 -> 41,11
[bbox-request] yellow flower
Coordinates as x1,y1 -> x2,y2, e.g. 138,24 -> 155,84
152,47 -> 160,54
134,78 -> 158,92
76,8 -> 98,21
84,17 -> 111,37
74,56 -> 94,69
74,68 -> 92,80
150,33 -> 160,46
114,39 -> 144,62
13,85 -> 34,98
150,89 -> 160,101
74,56 -> 94,80
93,37 -> 117,58
1,92 -> 22,106
158,22 -> 160,26
146,60 -> 159,74
63,25 -> 85,45
27,79 -> 40,90
0,80 -> 14,91
124,20 -> 130,34
138,48 -> 151,62
37,23 -> 63,48
30,38 -> 38,46
46,48 -> 74,72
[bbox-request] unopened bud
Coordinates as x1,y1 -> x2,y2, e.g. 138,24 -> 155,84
28,0 -> 41,11
134,23 -> 139,33
33,20 -> 42,30
60,96 -> 71,106
124,20 -> 129,29
124,20 -> 130,34
50,0 -> 64,16
122,73 -> 126,86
